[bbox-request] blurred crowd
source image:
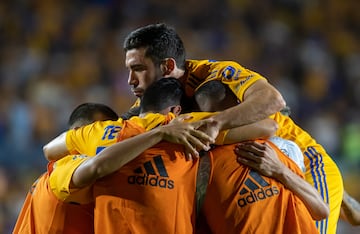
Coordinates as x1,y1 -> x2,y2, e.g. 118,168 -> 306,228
0,0 -> 359,233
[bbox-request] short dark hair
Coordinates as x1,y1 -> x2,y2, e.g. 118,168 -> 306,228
123,23 -> 186,69
68,103 -> 119,128
140,78 -> 184,113
194,80 -> 238,112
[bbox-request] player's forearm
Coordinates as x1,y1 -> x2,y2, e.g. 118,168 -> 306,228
222,119 -> 278,144
276,167 -> 329,220
43,132 -> 70,161
212,80 -> 285,130
341,191 -> 360,225
72,129 -> 165,187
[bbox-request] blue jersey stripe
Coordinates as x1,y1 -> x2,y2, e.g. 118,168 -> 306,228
304,150 -> 318,190
306,146 -> 329,234
314,148 -> 329,234
309,147 -> 325,234
309,147 -> 325,197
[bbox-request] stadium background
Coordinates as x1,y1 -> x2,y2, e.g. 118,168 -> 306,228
0,0 -> 359,233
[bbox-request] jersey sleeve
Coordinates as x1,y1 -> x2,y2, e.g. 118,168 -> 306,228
65,127 -> 95,155
186,60 -> 267,102
65,129 -> 81,154
48,155 -> 91,203
217,63 -> 267,102
65,120 -> 124,156
130,113 -> 175,130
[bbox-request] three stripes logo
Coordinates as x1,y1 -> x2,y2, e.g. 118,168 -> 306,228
237,170 -> 279,207
127,155 -> 174,189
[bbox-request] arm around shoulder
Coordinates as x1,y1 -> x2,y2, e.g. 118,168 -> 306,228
235,141 -> 329,221
221,118 -> 278,145
212,80 -> 286,130
275,165 -> 329,220
72,120 -> 214,187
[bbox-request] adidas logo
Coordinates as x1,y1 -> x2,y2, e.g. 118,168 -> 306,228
237,170 -> 279,207
128,155 -> 174,189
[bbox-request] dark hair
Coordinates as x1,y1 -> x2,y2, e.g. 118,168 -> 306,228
194,80 -> 238,112
68,103 -> 119,128
123,23 -> 186,69
140,78 -> 184,113
196,81 -> 226,100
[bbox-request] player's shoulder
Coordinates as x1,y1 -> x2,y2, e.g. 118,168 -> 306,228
186,59 -> 244,69
90,119 -> 124,128
129,113 -> 171,130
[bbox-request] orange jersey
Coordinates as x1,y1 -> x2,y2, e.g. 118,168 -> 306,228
65,115 -> 199,233
13,168 -> 94,234
93,142 -> 198,234
202,140 -> 318,234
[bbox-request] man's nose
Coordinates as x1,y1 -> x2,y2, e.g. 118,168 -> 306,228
128,71 -> 138,86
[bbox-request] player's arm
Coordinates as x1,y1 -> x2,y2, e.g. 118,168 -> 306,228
186,113 -> 278,145
43,132 -> 69,161
340,190 -> 360,226
44,117 -> 214,162
235,141 -> 329,221
220,118 -> 278,145
211,80 -> 285,130
72,120 -> 214,187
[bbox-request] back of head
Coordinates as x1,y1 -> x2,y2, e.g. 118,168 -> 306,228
140,78 -> 184,114
123,23 -> 186,69
68,103 -> 119,129
194,80 -> 238,112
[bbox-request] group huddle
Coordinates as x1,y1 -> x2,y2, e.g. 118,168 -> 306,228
13,23 -> 359,234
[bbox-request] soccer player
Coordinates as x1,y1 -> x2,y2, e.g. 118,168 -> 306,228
122,23 -> 343,234
13,103 -> 119,233
196,81 -> 360,229
200,140 -> 324,233
193,80 -> 328,233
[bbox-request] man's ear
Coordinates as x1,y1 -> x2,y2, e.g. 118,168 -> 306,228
170,105 -> 182,116
160,58 -> 176,76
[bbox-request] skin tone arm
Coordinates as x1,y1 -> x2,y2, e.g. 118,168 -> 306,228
194,113 -> 278,146
210,80 -> 286,130
222,118 -> 278,144
43,132 -> 68,161
71,120 -> 215,187
43,119 -> 214,162
340,190 -> 360,226
235,141 -> 329,221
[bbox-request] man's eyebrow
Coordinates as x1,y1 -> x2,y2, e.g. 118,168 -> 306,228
128,64 -> 146,69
